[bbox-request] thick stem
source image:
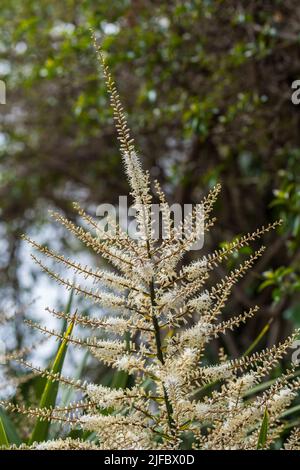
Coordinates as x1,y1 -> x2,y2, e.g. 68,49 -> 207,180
149,277 -> 175,431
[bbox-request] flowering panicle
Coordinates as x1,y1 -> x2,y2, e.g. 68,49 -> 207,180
3,37 -> 299,450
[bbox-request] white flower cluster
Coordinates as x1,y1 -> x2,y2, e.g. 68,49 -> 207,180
12,40 -> 299,451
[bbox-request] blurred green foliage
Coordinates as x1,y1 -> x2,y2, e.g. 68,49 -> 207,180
0,0 -> 299,350
0,1 -> 299,444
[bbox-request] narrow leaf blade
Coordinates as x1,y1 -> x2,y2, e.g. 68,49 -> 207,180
0,407 -> 22,446
257,408 -> 269,449
0,416 -> 9,447
29,292 -> 74,445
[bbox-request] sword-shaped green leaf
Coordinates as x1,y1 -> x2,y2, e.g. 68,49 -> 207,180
0,416 -> 9,447
0,407 -> 22,446
257,408 -> 269,449
29,291 -> 74,445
